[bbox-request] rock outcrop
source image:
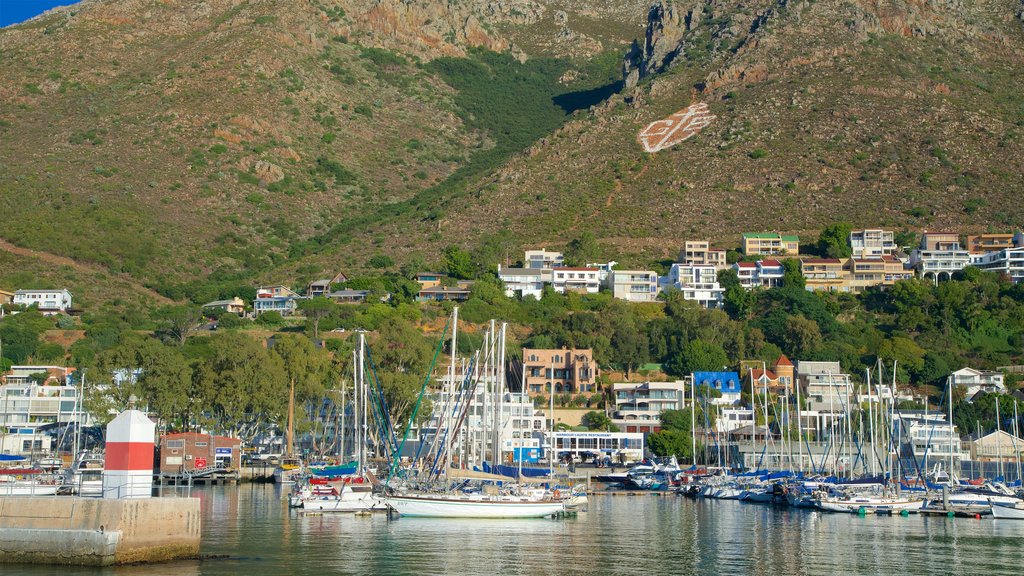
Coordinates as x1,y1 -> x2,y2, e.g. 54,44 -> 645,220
622,1 -> 697,90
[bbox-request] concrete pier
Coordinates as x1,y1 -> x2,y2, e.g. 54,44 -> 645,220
0,496 -> 201,566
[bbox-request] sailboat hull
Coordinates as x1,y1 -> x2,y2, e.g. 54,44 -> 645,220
991,504 -> 1024,520
386,495 -> 563,518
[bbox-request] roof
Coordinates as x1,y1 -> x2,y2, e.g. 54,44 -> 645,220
161,431 -> 241,443
743,233 -> 799,241
760,259 -> 783,267
420,286 -> 470,294
775,355 -> 793,367
328,290 -> 369,297
750,369 -> 778,381
735,262 -> 756,268
14,288 -> 69,295
801,258 -> 842,264
499,267 -> 543,276
555,267 -> 599,272
202,298 -> 242,308
693,371 -> 742,394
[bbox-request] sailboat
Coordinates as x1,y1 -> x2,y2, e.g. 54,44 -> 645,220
0,454 -> 60,496
384,308 -> 564,518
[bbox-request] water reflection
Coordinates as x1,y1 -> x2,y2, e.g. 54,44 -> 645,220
8,485 -> 1024,575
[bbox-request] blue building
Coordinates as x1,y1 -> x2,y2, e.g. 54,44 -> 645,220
692,371 -> 742,405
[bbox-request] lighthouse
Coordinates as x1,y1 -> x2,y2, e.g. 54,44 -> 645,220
103,410 -> 156,499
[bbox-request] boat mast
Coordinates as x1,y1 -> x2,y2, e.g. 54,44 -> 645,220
549,356 -> 555,476
446,306 -> 459,472
691,375 -> 697,466
947,376 -> 955,481
496,323 -> 507,467
1014,401 -> 1022,484
996,398 -> 1003,481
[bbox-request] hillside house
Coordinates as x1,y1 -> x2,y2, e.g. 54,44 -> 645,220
520,348 -> 599,396
742,233 -> 800,256
12,289 -> 73,315
307,272 -> 349,297
202,297 -> 246,315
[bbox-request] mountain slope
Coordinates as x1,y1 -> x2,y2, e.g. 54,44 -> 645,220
432,0 -> 1024,263
2,0 -> 1023,307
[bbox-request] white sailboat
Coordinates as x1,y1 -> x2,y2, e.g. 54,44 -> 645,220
386,492 -> 563,518
990,503 -> 1024,519
383,308 -> 564,519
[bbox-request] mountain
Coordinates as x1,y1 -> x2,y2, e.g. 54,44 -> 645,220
1,0 -> 1022,308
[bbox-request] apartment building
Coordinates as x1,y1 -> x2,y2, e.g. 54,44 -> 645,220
608,270 -> 659,302
950,367 -> 1005,399
801,258 -> 848,292
910,232 -> 970,282
795,361 -> 852,413
966,233 -> 1018,254
680,241 -> 727,268
844,255 -> 913,291
0,366 -> 86,454
849,229 -> 897,259
667,263 -> 725,308
520,348 -> 599,396
742,233 -> 800,256
551,268 -> 601,294
972,240 -> 1024,284
611,381 -> 687,434
733,259 -> 785,289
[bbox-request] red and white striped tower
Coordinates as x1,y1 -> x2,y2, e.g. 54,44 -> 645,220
103,410 -> 156,499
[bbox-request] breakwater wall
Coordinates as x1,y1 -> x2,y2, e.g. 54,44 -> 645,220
0,496 -> 200,566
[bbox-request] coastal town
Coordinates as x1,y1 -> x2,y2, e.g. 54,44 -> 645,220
3,227 -> 1024,483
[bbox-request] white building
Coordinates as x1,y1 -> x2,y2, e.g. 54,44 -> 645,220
611,381 -> 687,433
732,260 -> 784,289
525,249 -> 564,270
12,289 -> 73,315
950,367 -> 1005,399
420,382 -> 547,464
849,229 -> 897,259
0,366 -> 88,454
717,407 -> 755,433
666,264 -> 724,309
497,266 -> 548,299
608,270 -> 659,302
909,232 -> 970,282
972,243 -> 1024,284
894,411 -> 967,471
552,431 -> 644,462
552,268 -> 601,294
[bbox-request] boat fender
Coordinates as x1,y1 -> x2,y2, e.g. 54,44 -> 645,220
553,489 -> 561,499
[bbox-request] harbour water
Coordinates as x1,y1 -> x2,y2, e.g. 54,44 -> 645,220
10,484 -> 1024,575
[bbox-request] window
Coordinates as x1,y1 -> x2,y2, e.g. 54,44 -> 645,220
167,439 -> 185,449
195,442 -> 208,448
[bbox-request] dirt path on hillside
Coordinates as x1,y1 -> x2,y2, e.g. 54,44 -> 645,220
0,237 -> 175,304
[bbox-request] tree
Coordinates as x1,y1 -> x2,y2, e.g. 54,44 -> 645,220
271,334 -> 330,453
647,430 -> 691,460
666,339 -> 729,376
299,297 -> 337,339
367,254 -> 394,269
371,318 -> 435,424
195,333 -> 287,435
564,231 -> 600,266
781,259 -> 805,289
155,305 -> 203,345
581,410 -> 617,431
442,245 -> 474,279
817,222 -> 853,258
782,315 -> 823,358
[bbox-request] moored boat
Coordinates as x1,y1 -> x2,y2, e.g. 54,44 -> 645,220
990,503 -> 1024,520
385,492 -> 564,518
